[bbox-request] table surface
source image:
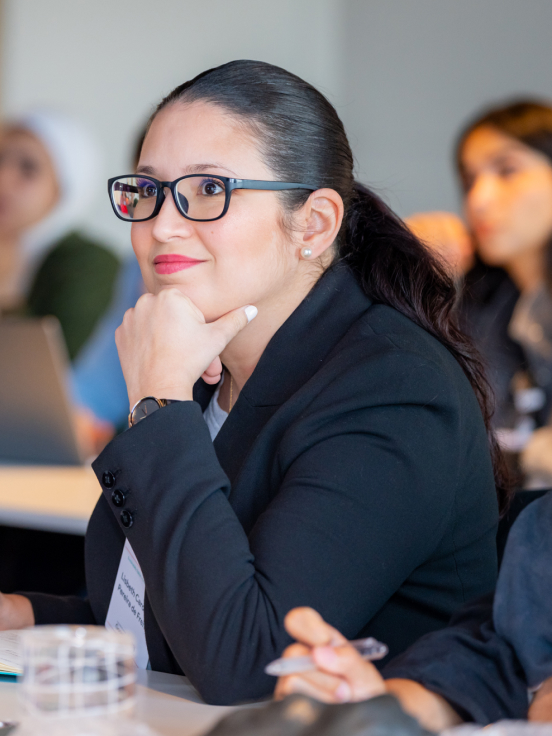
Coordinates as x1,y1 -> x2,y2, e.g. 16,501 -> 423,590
0,670 -> 248,736
0,465 -> 100,535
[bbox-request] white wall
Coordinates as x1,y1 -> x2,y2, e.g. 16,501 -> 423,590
338,0 -> 552,215
3,0 -> 552,252
1,0 -> 342,253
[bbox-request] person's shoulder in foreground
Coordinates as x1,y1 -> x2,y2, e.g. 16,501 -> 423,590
26,230 -> 120,359
382,593 -> 527,725
393,488 -> 552,726
494,490 -> 552,692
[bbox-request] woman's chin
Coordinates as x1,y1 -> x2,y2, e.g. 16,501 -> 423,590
151,282 -> 227,320
476,241 -> 515,267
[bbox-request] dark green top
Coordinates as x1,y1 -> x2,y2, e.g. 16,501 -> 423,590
26,231 -> 120,360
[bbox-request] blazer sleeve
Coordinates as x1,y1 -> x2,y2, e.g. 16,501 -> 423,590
92,354 -> 493,705
382,594 -> 528,724
23,592 -> 96,625
493,491 -> 552,689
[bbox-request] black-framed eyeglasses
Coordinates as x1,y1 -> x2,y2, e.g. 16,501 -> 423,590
107,174 -> 317,223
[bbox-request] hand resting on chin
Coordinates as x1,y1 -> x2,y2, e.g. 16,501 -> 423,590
115,287 -> 257,407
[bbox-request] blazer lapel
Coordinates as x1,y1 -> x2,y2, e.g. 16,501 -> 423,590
210,263 -> 372,486
150,263 -> 371,670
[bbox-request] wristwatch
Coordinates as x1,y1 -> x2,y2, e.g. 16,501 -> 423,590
128,397 -> 181,427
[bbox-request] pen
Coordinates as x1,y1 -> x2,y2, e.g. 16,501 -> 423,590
265,636 -> 388,676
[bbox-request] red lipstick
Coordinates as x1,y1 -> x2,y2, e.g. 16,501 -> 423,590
153,254 -> 205,275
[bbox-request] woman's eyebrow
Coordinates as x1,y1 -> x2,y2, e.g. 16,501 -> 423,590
462,143 -> 530,175
135,163 -> 239,177
185,163 -> 238,176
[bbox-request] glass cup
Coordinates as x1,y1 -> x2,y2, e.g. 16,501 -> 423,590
19,626 -> 136,719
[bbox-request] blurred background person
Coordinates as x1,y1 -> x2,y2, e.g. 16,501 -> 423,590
0,110 -> 120,597
0,109 -> 119,359
406,100 -> 552,486
458,100 -> 552,485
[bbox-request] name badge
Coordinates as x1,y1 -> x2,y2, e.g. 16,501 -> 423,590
105,539 -> 149,669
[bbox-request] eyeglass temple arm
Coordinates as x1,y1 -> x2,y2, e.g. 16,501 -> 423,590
232,179 -> 317,192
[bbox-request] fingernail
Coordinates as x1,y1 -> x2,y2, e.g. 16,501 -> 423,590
335,682 -> 352,702
245,305 -> 258,322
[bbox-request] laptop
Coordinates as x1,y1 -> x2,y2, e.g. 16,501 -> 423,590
0,317 -> 83,465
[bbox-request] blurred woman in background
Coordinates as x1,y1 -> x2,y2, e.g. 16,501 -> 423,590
459,102 -> 552,442
0,111 -> 119,595
0,109 -> 119,359
408,100 -> 552,485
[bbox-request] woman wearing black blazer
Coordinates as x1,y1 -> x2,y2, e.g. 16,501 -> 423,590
0,61 -> 507,705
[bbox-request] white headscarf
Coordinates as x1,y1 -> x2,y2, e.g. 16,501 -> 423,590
14,110 -> 102,292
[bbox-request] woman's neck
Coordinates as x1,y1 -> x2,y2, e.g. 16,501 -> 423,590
505,248 -> 546,293
217,263 -> 326,411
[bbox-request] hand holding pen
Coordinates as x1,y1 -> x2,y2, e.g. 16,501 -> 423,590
266,636 -> 387,676
272,607 -> 389,704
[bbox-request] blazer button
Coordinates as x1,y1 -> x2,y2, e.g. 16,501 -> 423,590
102,471 -> 116,488
120,510 -> 134,528
111,489 -> 127,508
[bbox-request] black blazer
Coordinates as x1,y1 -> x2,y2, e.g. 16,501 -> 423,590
27,263 -> 499,704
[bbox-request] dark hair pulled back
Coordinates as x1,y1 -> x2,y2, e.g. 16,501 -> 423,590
153,59 -> 510,511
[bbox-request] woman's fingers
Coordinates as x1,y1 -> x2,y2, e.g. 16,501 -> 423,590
281,642 -> 311,658
208,305 -> 258,353
312,645 -> 386,700
276,641 -> 347,702
201,357 -> 223,385
276,644 -> 386,704
275,668 -> 347,703
115,288 -> 257,407
278,608 -> 387,704
201,307 -> 257,384
284,607 -> 347,647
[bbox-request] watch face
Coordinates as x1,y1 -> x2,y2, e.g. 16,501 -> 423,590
131,397 -> 161,425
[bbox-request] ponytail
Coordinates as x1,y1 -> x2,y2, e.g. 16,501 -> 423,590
342,184 -> 511,512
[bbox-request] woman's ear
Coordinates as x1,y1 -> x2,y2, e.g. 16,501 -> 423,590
300,188 -> 344,259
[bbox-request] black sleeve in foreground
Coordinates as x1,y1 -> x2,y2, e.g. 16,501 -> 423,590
382,594 -> 528,725
23,592 -> 96,625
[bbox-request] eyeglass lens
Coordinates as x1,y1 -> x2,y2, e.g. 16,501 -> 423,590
111,176 -> 227,221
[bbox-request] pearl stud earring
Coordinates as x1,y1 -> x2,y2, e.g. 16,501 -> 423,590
301,247 -> 313,259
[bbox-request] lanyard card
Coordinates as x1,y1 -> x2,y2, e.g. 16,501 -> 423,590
105,539 -> 149,669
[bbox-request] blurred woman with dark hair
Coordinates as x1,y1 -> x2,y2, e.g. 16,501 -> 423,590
409,100 -> 552,483
456,100 -> 552,481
